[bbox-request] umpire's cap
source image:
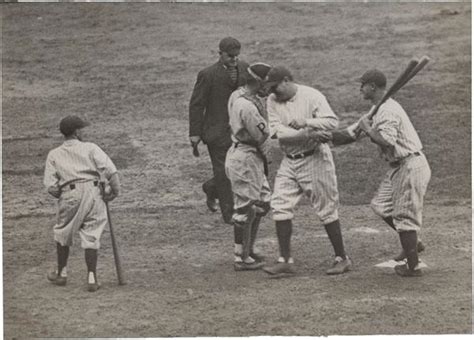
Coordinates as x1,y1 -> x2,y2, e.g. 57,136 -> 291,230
59,115 -> 90,136
357,69 -> 387,88
219,37 -> 241,55
264,66 -> 294,87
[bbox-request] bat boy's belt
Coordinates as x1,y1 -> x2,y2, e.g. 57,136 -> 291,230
389,151 -> 421,168
286,149 -> 315,160
61,180 -> 99,191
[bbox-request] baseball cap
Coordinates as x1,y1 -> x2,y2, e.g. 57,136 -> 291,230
357,69 -> 387,88
59,115 -> 90,136
247,62 -> 272,81
264,66 -> 293,86
219,37 -> 241,55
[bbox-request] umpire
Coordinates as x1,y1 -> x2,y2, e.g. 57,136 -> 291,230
189,38 -> 249,231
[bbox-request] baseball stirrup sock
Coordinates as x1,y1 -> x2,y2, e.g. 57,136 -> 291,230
234,225 -> 243,245
399,231 -> 419,270
85,249 -> 98,274
56,242 -> 69,275
276,220 -> 292,262
324,220 -> 346,258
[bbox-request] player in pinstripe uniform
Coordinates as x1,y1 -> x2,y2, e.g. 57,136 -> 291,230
340,69 -> 431,277
262,66 -> 352,277
226,62 -> 273,271
44,115 -> 120,291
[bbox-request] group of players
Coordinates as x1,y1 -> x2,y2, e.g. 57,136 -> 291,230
189,37 -> 431,278
43,36 -> 430,292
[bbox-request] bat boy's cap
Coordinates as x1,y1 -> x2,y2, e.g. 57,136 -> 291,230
357,69 -> 387,88
264,66 -> 293,86
59,115 -> 90,136
219,37 -> 241,55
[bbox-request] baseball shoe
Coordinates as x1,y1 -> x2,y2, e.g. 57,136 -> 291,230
394,263 -> 423,277
202,184 -> 218,212
393,241 -> 425,262
87,272 -> 101,292
235,251 -> 265,263
87,282 -> 101,292
326,256 -> 352,275
47,270 -> 67,286
263,262 -> 296,277
249,252 -> 265,263
234,260 -> 265,271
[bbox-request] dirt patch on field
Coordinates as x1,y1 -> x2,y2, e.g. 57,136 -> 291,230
2,3 -> 471,338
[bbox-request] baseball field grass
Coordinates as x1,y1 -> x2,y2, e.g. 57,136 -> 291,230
2,2 -> 471,337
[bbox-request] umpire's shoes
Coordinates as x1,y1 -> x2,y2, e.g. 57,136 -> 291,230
326,256 -> 352,275
202,184 -> 218,212
394,263 -> 423,277
263,262 -> 296,277
47,270 -> 67,286
394,241 -> 425,262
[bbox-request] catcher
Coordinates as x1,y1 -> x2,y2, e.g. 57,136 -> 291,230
43,115 -> 120,291
225,62 -> 273,271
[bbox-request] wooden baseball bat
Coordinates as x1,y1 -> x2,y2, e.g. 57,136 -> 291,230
351,57 -> 421,136
334,56 -> 430,145
391,55 -> 431,95
367,57 -> 419,119
192,143 -> 200,157
101,183 -> 126,285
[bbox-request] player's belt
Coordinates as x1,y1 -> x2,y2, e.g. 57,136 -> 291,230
65,181 -> 99,191
389,151 -> 421,168
286,149 -> 315,160
233,142 -> 269,176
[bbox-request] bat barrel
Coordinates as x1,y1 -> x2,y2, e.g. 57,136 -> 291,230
105,202 -> 126,285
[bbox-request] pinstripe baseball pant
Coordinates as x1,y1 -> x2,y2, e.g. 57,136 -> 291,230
371,152 -> 431,232
271,148 -> 339,223
54,181 -> 108,249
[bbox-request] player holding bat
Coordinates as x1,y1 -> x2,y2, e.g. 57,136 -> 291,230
333,68 -> 431,277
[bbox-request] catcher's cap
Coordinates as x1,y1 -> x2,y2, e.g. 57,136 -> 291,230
357,69 -> 387,88
264,66 -> 293,87
247,62 -> 272,81
59,115 -> 90,136
219,37 -> 241,55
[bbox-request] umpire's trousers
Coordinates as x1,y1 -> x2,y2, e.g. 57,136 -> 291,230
203,142 -> 234,224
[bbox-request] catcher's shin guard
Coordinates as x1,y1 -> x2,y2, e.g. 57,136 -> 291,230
233,205 -> 257,262
250,215 -> 261,254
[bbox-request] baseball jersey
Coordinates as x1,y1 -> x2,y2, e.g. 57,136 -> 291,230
370,98 -> 423,163
267,84 -> 339,155
44,139 -> 117,189
347,98 -> 423,163
228,87 -> 270,153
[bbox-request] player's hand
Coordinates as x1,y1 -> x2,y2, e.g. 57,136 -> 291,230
47,186 -> 61,199
308,130 -> 332,143
357,116 -> 373,133
189,136 -> 201,147
288,118 -> 307,130
103,192 -> 117,202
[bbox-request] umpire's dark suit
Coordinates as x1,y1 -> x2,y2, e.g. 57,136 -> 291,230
189,59 -> 249,224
